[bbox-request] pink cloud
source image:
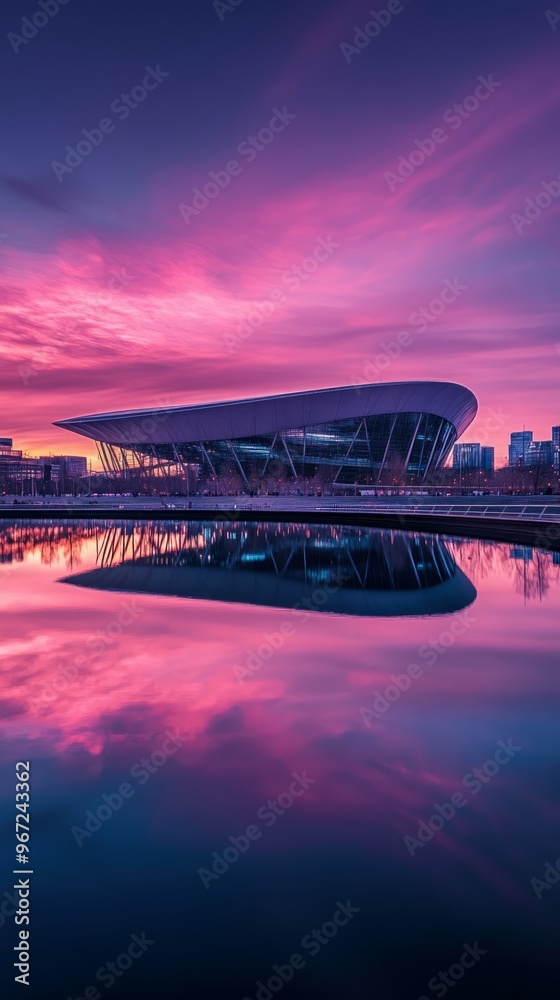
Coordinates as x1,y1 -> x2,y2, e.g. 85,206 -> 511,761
1,49 -> 559,460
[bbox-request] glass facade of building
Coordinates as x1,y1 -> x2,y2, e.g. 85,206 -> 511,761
508,431 -> 533,467
452,443 -> 495,472
72,523 -> 461,595
97,410 -> 457,485
452,443 -> 481,470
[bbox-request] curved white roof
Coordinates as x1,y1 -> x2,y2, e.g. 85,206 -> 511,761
54,381 -> 477,445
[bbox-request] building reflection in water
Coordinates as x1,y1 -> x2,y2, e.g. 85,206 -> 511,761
61,520 -> 477,617
0,517 -> 559,999
2,519 -> 558,604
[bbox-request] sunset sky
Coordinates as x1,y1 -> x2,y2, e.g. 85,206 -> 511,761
1,0 -> 559,464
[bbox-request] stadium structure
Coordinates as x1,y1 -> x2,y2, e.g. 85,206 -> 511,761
54,381 -> 477,490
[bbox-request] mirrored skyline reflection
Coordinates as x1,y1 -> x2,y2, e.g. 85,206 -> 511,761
0,520 -> 559,996
61,521 -> 477,617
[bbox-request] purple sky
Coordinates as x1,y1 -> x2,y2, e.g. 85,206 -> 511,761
1,0 -> 559,463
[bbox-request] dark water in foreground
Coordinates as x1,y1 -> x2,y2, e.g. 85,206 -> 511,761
0,520 -> 559,999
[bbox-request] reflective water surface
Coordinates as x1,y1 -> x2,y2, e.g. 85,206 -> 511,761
63,520 -> 477,617
1,520 -> 559,999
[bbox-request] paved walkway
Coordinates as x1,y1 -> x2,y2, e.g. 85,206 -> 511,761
2,495 -> 560,523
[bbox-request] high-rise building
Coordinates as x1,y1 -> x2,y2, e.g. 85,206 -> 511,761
453,443 -> 481,469
525,440 -> 554,467
553,427 -> 560,471
508,431 -> 532,467
452,443 -> 494,474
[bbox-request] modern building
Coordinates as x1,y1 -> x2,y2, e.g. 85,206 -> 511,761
62,455 -> 88,479
40,455 -> 88,490
0,438 -> 44,492
0,438 -> 88,494
525,440 -> 554,467
508,431 -> 533,467
552,427 -> 560,471
452,442 -> 494,476
452,443 -> 481,470
54,381 -> 478,490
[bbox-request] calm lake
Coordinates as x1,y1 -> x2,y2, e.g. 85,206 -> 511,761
1,520 -> 559,999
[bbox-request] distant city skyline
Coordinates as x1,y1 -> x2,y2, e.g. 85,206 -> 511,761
3,400 -> 560,470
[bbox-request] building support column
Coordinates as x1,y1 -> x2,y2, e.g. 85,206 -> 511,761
402,415 -> 424,478
227,440 -> 250,489
262,433 -> 279,476
422,417 -> 445,481
334,418 -> 366,483
377,414 -> 398,483
280,434 -> 298,478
